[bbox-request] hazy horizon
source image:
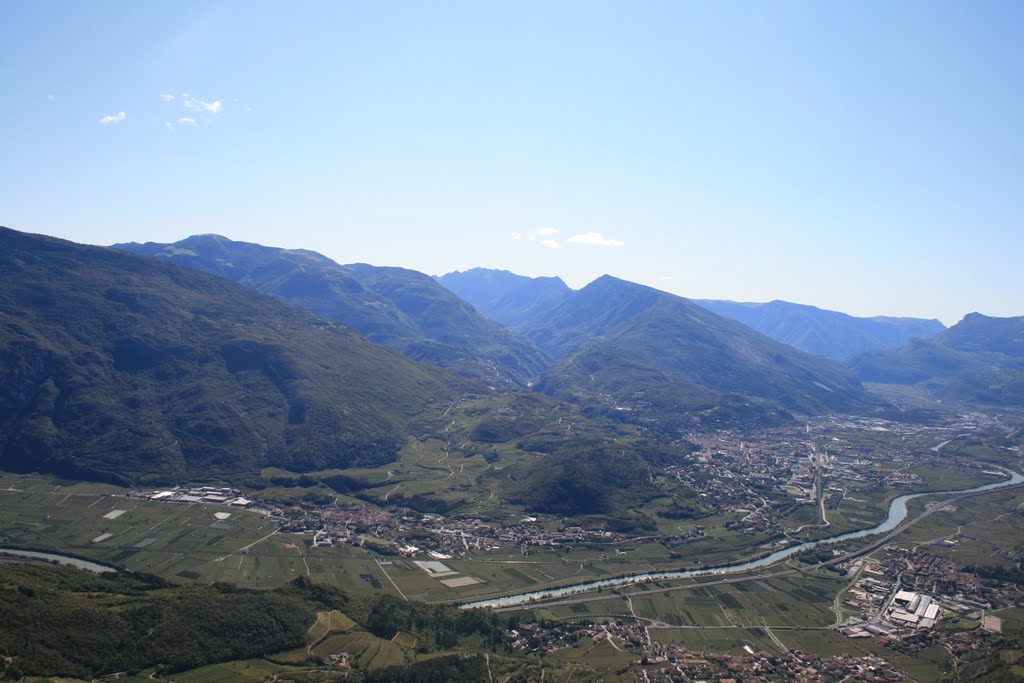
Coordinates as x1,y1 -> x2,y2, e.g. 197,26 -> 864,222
3,1 -> 1022,326
111,229 -> 976,325
0,222 -> 1005,327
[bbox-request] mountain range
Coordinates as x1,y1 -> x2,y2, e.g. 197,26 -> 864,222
850,312 -> 1024,406
520,275 -> 876,424
115,236 -> 546,387
5,226 -> 1024,492
0,227 -> 459,484
437,267 -> 1024,419
437,268 -> 945,362
694,299 -> 945,361
440,268 -> 881,421
116,243 -> 884,425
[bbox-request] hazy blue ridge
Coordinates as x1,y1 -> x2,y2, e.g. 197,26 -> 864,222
435,268 -> 572,329
694,298 -> 945,361
849,312 -> 1024,406
116,237 -> 547,387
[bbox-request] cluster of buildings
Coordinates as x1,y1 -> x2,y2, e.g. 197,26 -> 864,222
507,620 -> 630,654
901,544 -> 1024,614
130,478 -> 704,562
271,501 -> 645,557
664,414 -> 1004,543
887,590 -> 941,628
836,543 -> 1020,647
882,621 -> 999,659
509,617 -> 908,681
131,485 -> 254,508
276,503 -> 414,545
637,645 -> 903,682
837,567 -> 947,639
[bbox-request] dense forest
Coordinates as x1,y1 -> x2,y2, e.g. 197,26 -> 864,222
0,563 -> 506,680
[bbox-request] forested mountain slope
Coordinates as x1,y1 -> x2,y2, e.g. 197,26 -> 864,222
1,227 -> 458,484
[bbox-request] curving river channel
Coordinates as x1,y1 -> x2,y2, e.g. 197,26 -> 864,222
0,547 -> 116,573
462,463 -> 1024,609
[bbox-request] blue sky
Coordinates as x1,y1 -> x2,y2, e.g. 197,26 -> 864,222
2,1 -> 1022,325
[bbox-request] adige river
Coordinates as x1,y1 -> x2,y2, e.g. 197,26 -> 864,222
0,547 -> 116,573
462,463 -> 1024,609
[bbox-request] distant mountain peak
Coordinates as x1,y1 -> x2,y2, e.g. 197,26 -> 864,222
436,268 -> 573,329
587,273 -> 631,287
520,275 -> 876,424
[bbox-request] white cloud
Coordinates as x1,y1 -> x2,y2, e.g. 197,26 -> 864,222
98,111 -> 127,124
517,227 -> 569,249
160,92 -> 226,128
183,94 -> 222,113
567,231 -> 625,247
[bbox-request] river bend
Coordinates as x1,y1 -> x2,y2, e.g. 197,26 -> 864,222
462,464 -> 1023,609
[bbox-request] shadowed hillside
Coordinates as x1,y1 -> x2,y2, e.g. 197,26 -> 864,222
0,227 -> 459,484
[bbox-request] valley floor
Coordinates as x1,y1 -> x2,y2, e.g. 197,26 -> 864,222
3,414 -> 1024,681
